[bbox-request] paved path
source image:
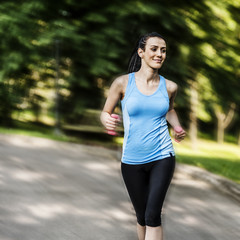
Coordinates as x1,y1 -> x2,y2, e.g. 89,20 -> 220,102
0,134 -> 239,240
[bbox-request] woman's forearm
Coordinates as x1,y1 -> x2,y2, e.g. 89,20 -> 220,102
166,109 -> 181,128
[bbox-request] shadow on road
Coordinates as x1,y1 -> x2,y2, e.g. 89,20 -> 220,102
0,134 -> 239,240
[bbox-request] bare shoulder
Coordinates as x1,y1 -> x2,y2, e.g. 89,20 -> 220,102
165,79 -> 178,94
111,74 -> 129,94
114,74 -> 128,87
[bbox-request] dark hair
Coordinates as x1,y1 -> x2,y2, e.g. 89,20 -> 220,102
128,32 -> 166,73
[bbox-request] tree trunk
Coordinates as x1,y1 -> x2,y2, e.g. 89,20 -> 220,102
189,80 -> 198,150
217,114 -> 225,144
238,131 -> 240,146
215,103 -> 236,144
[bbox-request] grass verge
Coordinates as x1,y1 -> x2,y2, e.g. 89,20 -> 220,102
172,139 -> 240,183
1,122 -> 239,183
0,121 -> 120,149
115,137 -> 240,183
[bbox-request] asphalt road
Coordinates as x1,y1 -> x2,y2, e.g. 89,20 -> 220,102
0,134 -> 239,240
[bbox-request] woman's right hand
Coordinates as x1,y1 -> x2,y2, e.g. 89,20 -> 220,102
100,112 -> 121,134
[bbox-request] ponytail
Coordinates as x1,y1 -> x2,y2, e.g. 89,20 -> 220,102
128,46 -> 141,73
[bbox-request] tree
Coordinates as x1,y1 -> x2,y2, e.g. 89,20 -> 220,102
0,0 -> 239,141
215,103 -> 236,144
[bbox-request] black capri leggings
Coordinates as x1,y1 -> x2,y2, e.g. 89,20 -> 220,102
121,154 -> 175,227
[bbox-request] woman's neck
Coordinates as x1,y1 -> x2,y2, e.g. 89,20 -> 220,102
135,67 -> 159,83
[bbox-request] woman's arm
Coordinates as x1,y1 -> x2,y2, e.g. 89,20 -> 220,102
100,76 -> 125,131
166,80 -> 186,142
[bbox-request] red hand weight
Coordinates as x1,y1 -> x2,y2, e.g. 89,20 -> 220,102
107,114 -> 120,136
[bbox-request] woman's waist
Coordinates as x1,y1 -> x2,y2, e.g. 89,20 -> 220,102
124,130 -> 172,149
122,139 -> 174,164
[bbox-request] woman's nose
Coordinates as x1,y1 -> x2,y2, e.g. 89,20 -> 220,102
156,49 -> 162,56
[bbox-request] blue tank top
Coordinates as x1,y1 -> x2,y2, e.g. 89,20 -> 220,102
121,72 -> 175,165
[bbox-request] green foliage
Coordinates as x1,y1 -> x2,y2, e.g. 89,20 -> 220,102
0,0 -> 239,131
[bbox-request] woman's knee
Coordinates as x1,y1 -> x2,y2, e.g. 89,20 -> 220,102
137,211 -> 162,227
145,210 -> 162,227
137,212 -> 146,226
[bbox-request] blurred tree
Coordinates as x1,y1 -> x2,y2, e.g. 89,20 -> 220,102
215,103 -> 236,144
0,0 -> 239,144
192,0 -> 240,143
188,80 -> 198,149
162,0 -> 240,144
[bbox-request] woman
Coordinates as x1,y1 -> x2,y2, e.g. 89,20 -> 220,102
100,32 -> 186,240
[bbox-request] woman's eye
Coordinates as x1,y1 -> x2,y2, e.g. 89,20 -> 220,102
151,48 -> 157,51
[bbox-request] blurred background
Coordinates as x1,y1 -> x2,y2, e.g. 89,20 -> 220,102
0,0 -> 239,182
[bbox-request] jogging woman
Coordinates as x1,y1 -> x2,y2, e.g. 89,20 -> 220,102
100,32 -> 186,240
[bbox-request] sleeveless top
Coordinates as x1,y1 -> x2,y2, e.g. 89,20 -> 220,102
121,72 -> 175,165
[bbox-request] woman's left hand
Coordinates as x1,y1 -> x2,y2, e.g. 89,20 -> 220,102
173,126 -> 186,142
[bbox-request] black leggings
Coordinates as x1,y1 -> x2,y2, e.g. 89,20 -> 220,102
121,155 -> 175,227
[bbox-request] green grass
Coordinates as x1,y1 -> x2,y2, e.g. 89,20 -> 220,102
115,137 -> 240,183
1,121 -> 239,183
0,125 -> 74,143
173,139 -> 240,183
0,121 -> 120,149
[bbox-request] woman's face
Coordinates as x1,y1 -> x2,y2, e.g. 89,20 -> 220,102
138,37 -> 166,70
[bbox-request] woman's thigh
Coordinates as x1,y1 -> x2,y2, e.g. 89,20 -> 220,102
146,156 -> 175,219
121,163 -> 149,221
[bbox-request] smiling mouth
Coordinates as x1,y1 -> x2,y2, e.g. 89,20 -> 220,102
154,59 -> 162,63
